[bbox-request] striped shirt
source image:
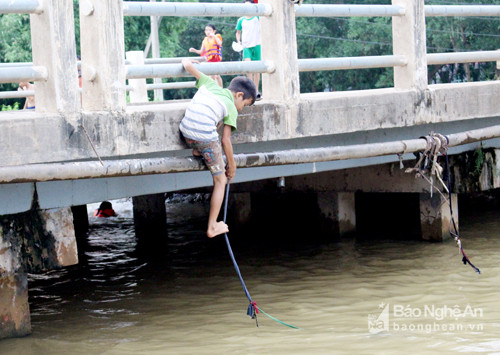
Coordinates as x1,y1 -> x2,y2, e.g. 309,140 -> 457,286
180,73 -> 237,142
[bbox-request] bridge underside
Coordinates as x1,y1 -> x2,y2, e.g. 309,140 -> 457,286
0,82 -> 499,214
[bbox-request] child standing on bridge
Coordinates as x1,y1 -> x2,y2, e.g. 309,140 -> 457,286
189,24 -> 223,87
179,58 -> 256,238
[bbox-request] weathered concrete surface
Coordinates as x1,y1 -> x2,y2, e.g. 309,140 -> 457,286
0,82 -> 499,168
29,0 -> 80,114
260,0 -> 300,102
392,0 -> 427,90
40,208 -> 79,267
79,0 -> 126,111
0,274 -> 30,339
419,193 -> 457,242
0,206 -> 78,273
451,148 -> 500,193
317,191 -> 356,238
0,205 -> 78,339
0,218 -> 30,340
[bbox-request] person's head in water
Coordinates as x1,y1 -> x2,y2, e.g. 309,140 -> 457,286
99,201 -> 113,210
95,201 -> 117,217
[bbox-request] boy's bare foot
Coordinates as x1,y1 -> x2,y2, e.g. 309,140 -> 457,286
207,221 -> 229,238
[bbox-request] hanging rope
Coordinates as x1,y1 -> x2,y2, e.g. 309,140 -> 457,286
222,182 -> 301,329
444,153 -> 481,274
404,132 -> 480,274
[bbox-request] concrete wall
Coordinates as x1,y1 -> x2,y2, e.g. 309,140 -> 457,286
0,81 -> 499,167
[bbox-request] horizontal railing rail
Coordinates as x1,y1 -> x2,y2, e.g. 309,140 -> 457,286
0,90 -> 34,100
298,55 -> 408,72
144,57 -> 205,65
425,5 -> 500,17
0,0 -> 42,14
145,81 -> 196,90
122,1 -> 272,17
0,66 -> 47,84
126,60 -> 276,79
427,50 -> 500,66
295,4 -> 405,17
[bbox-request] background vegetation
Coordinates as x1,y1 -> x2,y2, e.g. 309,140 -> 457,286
0,0 -> 499,107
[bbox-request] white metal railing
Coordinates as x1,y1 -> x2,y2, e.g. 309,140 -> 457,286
425,5 -> 500,17
122,1 -> 272,17
295,4 -> 405,17
146,81 -> 196,90
427,50 -> 500,66
0,0 -> 42,14
1,2 -> 500,104
126,60 -> 276,79
298,55 -> 408,72
0,66 -> 47,84
0,90 -> 34,100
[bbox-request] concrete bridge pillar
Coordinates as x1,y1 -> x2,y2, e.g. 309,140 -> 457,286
0,206 -> 78,339
71,205 -> 89,260
29,0 -> 80,113
392,0 -> 428,90
0,252 -> 30,339
79,0 -> 127,111
227,192 -> 252,235
132,194 -> 168,255
419,193 -> 458,242
318,192 -> 356,238
260,0 -> 300,102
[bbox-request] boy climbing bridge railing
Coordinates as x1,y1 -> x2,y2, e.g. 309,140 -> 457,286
0,0 -> 499,111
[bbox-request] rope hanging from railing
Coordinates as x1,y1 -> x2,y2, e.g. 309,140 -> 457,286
404,132 -> 480,274
222,182 -> 301,329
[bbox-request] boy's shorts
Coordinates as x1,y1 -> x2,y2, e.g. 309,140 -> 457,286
183,137 -> 225,176
243,45 -> 261,61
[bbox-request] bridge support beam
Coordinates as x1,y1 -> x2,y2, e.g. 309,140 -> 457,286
71,205 -> 89,260
0,206 -> 78,339
29,0 -> 80,113
318,192 -> 356,238
132,194 -> 168,256
227,192 -> 252,236
0,258 -> 30,340
419,193 -> 458,242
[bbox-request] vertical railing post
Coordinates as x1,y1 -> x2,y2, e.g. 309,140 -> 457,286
150,0 -> 164,102
392,0 -> 428,90
126,51 -> 149,103
260,0 -> 300,102
29,0 -> 80,113
79,0 -> 126,111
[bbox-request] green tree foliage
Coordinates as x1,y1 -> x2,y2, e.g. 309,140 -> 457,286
0,13 -> 32,107
0,14 -> 32,62
425,0 -> 500,83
